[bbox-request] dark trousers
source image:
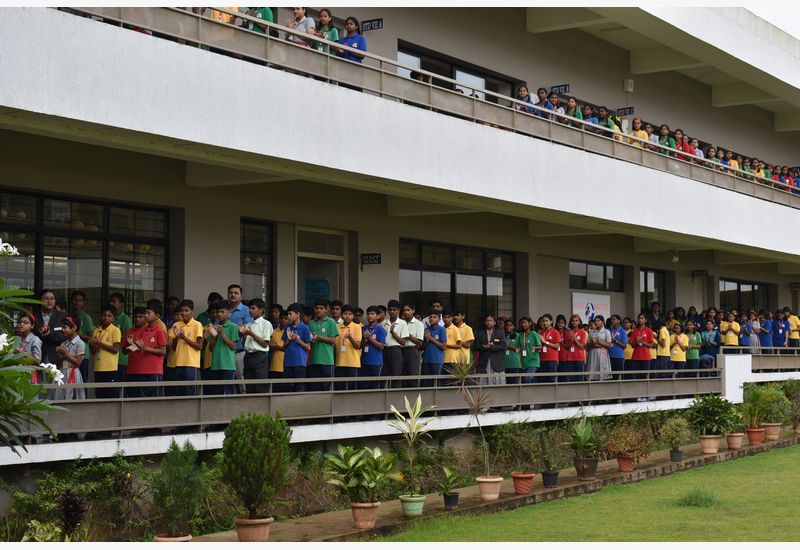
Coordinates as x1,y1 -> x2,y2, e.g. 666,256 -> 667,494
95,370 -> 120,399
79,358 -> 89,388
243,352 -> 269,394
268,369 -> 286,392
610,358 -> 625,381
505,367 -> 523,385
685,358 -> 699,378
670,360 -> 685,379
401,347 -> 421,388
125,373 -> 161,398
420,362 -> 442,387
307,364 -> 333,392
206,370 -> 235,395
537,361 -> 557,383
335,366 -> 358,390
174,366 -> 199,396
283,365 -> 306,393
382,347 -> 403,388
558,361 -> 584,382
163,366 -> 177,397
655,355 -> 671,378
627,359 -> 649,380
359,364 -> 382,389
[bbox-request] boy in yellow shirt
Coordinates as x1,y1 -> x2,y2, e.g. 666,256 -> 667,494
90,305 -> 122,399
785,307 -> 800,350
171,299 -> 205,396
720,312 -> 740,353
335,305 -> 362,390
269,309 -> 288,391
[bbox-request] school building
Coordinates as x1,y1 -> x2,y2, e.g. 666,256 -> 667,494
2,7 -> 800,463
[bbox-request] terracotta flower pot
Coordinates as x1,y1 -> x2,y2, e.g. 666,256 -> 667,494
350,502 -> 380,529
475,475 -> 503,501
762,422 -> 782,442
726,433 -> 744,450
616,456 -> 635,473
511,472 -> 536,495
746,427 -> 765,446
698,435 -> 721,454
153,533 -> 192,542
234,517 -> 273,542
573,457 -> 599,480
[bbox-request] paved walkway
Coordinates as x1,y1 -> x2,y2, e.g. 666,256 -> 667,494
194,433 -> 800,542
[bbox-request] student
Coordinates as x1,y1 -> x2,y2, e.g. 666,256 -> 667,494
383,299 -> 409,388
70,289 -> 94,382
197,292 -> 223,327
654,320 -> 671,378
554,314 -> 568,379
269,310 -> 288,388
360,306 -> 387,389
441,310 -> 461,375
16,313 -> 42,383
269,303 -> 284,329
329,299 -> 344,325
335,304 -> 362,390
238,298 -> 272,394
690,138 -> 704,160
608,314 -> 627,380
453,310 -> 474,366
514,85 -> 536,115
773,309 -> 790,352
123,308 -> 153,398
334,16 -> 366,63
658,124 -> 676,157
89,305 -> 121,398
628,116 -> 648,147
537,314 -> 558,383
168,299 -> 204,396
622,317 -> 635,376
207,300 -> 239,395
503,318 -> 523,384
108,292 -> 132,378
785,307 -> 800,350
533,87 -> 554,119
311,8 -> 338,53
563,96 -> 584,128
581,104 -> 599,130
282,303 -> 312,392
629,314 -> 656,381
164,309 -> 182,394
285,7 -> 315,46
758,312 -> 773,353
738,311 -> 752,353
685,320 -> 702,378
561,314 -> 587,382
302,306 -> 314,327
720,312 -> 740,354
586,316 -> 612,381
673,128 -> 695,161
247,6 -> 274,34
163,296 -> 180,328
353,307 -> 364,325
699,320 -> 721,375
422,299 -> 445,328
517,316 -> 541,384
401,303 -> 425,387
35,289 -> 66,365
473,313 -> 506,386
306,299 -> 337,392
670,323 -> 688,377
421,310 -> 447,387
54,316 -> 86,401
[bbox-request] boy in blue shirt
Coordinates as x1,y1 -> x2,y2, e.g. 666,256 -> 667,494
773,310 -> 789,352
359,306 -> 386,389
758,312 -> 773,353
282,302 -> 312,392
422,311 -> 447,387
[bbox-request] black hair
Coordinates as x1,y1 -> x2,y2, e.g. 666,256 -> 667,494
443,309 -> 454,317
354,307 -> 364,315
279,309 -> 289,318
318,8 -> 332,28
178,299 -> 195,310
227,284 -> 243,293
429,298 -> 442,307
250,298 -> 266,310
315,298 -> 330,307
39,288 -> 57,299
366,305 -> 380,314
401,303 -> 415,311
537,87 -> 547,95
330,300 -> 343,308
345,16 -> 360,31
214,300 -> 232,311
428,310 -> 441,318
109,292 -> 125,303
453,308 -> 463,316
518,315 -> 533,326
146,300 -> 163,316
542,313 -> 553,322
207,292 -> 223,302
342,304 -> 354,314
303,307 -> 314,317
377,305 -> 387,313
387,299 -> 400,309
61,315 -> 78,329
270,303 -> 283,311
287,302 -> 304,314
132,306 -> 146,316
70,290 -> 86,300
166,296 -> 180,304
594,315 -> 605,323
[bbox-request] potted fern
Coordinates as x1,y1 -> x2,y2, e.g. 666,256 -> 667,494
324,445 -> 399,529
659,417 -> 691,462
448,359 -> 503,501
604,423 -> 653,473
761,383 -> 791,441
438,466 -> 460,510
389,394 -> 436,517
151,439 -> 210,542
685,394 -> 736,454
567,416 -> 602,480
221,413 -> 292,541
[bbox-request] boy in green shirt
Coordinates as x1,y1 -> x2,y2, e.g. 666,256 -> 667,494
109,292 -> 131,377
207,299 -> 239,395
504,319 -> 523,384
308,298 -> 338,391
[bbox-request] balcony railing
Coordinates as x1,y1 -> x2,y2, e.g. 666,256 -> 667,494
62,7 -> 800,210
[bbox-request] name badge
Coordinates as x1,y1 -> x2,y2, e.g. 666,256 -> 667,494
340,345 -> 347,353
779,329 -> 783,334
570,346 -> 575,353
364,345 -> 369,353
505,350 -> 509,356
493,339 -> 500,343
672,348 -> 678,355
522,350 -> 527,357
542,346 -> 546,353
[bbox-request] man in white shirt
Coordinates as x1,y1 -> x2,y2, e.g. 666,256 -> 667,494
382,300 -> 409,388
422,299 -> 445,328
402,302 -> 425,387
239,298 -> 273,394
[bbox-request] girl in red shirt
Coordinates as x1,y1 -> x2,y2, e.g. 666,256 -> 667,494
629,313 -> 656,380
538,313 -> 560,383
562,314 -> 587,382
555,314 -> 568,381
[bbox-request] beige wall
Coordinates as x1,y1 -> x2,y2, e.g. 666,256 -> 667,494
2,130 -> 797,321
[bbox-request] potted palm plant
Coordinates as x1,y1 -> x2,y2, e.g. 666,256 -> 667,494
743,384 -> 767,446
567,416 -> 602,480
761,383 -> 791,441
448,359 -> 503,501
685,394 -> 736,454
151,439 -> 210,542
604,423 -> 653,473
725,406 -> 745,450
389,394 -> 436,517
781,379 -> 800,435
220,413 -> 292,542
324,445 -> 399,529
438,466 -> 460,510
658,417 -> 692,462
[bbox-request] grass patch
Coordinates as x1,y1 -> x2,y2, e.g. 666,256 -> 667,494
676,487 -> 716,508
379,444 -> 800,542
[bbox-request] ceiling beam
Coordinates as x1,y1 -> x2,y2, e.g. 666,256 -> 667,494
713,250 -> 775,265
386,196 -> 479,217
711,82 -> 776,108
633,237 -> 706,253
185,161 -> 293,187
775,111 -> 800,132
527,220 -> 604,238
629,47 -> 706,74
777,263 -> 800,275
525,8 -> 609,34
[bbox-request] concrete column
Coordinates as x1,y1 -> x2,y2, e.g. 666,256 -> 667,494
625,264 -> 638,318
275,222 -> 296,305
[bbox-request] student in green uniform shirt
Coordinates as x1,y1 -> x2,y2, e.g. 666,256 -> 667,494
518,316 -> 542,383
70,290 -> 94,382
503,319 -> 523,384
685,320 -> 702,378
247,6 -> 273,34
308,298 -> 338,391
207,299 -> 239,395
109,292 -> 132,377
312,8 -> 339,53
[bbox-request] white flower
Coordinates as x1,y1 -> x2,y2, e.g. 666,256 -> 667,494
39,362 -> 64,385
0,240 -> 19,257
0,333 -> 9,350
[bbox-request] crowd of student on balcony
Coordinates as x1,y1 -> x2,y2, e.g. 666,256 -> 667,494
18,285 -> 800,404
69,6 -> 800,194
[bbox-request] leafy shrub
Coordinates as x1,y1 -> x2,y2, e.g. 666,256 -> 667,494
486,421 -> 540,474
605,423 -> 653,460
676,487 -> 716,508
567,417 -> 602,458
658,417 -> 692,450
761,383 -> 791,423
781,379 -> 800,429
151,439 -> 209,537
685,394 -> 736,436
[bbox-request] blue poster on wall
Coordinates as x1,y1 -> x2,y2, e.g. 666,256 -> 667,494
305,278 -> 331,303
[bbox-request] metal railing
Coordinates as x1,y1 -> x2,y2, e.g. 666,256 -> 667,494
18,368 -> 724,437
63,7 -> 800,210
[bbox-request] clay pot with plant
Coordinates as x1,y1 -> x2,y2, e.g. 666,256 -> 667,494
761,383 -> 791,441
658,417 -> 692,462
536,426 -> 567,488
389,394 -> 436,518
605,422 -> 653,473
490,421 -> 540,495
743,384 -> 768,445
438,466 -> 461,510
448,359 -> 503,500
725,406 -> 745,451
685,394 -> 736,454
567,416 -> 602,480
151,439 -> 210,542
781,379 -> 800,435
220,413 -> 292,542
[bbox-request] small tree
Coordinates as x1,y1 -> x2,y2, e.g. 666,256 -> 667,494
448,359 -> 493,477
685,394 -> 736,436
658,417 -> 692,450
151,439 -> 210,537
388,394 -> 436,496
221,413 -> 292,519
781,379 -> 800,430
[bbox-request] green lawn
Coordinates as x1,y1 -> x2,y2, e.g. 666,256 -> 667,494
381,445 -> 800,542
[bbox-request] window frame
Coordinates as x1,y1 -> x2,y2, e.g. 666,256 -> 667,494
240,218 -> 275,304
569,260 -> 625,292
295,225 -> 348,303
719,277 -> 769,312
